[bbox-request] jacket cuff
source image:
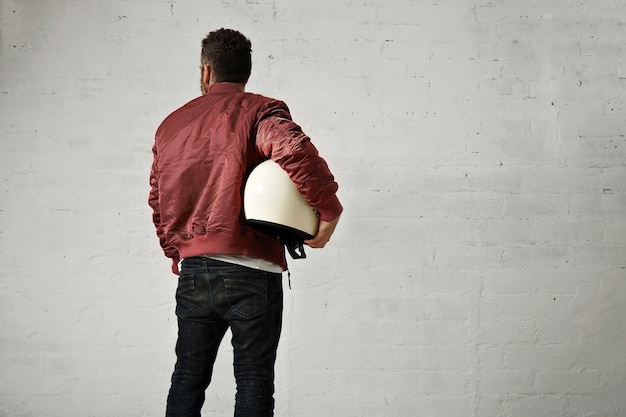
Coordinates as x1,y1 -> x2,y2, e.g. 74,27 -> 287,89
171,257 -> 180,275
316,195 -> 343,222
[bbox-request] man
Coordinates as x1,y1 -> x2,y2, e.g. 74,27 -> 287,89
149,28 -> 343,417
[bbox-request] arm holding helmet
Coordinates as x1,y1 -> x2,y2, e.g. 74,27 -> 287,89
255,100 -> 343,247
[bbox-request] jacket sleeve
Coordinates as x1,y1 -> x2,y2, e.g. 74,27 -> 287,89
149,142 -> 180,274
255,100 -> 343,222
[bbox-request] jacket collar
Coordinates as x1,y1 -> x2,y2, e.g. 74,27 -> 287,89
207,82 -> 246,94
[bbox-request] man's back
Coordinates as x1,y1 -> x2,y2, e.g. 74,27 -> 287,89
151,83 -> 288,270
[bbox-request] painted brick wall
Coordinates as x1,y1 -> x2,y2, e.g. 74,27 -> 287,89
1,0 -> 625,416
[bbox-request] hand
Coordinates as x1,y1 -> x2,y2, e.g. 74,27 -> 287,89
304,215 -> 340,249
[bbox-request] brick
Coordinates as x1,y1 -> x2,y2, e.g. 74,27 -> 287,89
477,370 -> 535,394
533,219 -> 604,244
534,371 -> 603,394
477,321 -> 537,345
475,220 -> 535,246
505,346 -> 576,371
479,293 -> 571,322
481,269 -> 536,294
564,395 -> 622,417
505,397 -> 564,417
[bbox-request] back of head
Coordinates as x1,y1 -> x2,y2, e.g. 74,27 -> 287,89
201,28 -> 252,84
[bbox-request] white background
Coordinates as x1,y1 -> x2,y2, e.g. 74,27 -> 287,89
1,0 -> 625,416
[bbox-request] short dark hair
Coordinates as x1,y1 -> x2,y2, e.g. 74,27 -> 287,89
201,28 -> 252,84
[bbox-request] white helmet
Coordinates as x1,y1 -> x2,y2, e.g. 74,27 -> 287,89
244,159 -> 319,258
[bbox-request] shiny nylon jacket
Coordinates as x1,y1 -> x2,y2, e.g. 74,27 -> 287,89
149,83 -> 343,274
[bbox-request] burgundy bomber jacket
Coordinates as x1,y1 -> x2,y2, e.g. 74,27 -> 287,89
149,83 -> 343,274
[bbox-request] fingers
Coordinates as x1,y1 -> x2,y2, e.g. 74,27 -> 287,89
304,236 -> 329,248
304,215 -> 340,249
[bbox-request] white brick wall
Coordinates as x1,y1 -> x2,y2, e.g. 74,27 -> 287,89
1,0 -> 625,416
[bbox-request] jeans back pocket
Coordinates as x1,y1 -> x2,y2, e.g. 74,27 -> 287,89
222,272 -> 269,320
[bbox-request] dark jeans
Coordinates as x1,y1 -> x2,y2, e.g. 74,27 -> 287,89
166,257 -> 283,417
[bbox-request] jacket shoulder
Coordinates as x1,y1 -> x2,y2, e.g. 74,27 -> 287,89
155,95 -> 205,140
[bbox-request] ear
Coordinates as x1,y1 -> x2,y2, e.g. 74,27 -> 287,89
201,63 -> 211,85
200,63 -> 211,95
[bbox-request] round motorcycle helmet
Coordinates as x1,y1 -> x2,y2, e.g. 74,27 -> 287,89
244,160 -> 319,257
